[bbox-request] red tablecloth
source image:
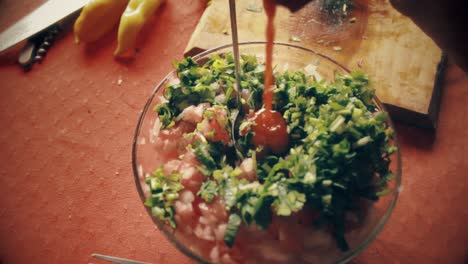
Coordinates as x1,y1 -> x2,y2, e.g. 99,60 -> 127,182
0,1 -> 467,263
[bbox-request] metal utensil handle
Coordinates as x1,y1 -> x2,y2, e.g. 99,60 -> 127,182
228,0 -> 242,94
228,0 -> 244,146
92,253 -> 149,264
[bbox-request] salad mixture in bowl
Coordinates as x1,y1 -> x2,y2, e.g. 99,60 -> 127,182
132,42 -> 401,264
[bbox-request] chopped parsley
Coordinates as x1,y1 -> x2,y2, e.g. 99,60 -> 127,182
197,180 -> 218,203
145,54 -> 396,251
224,213 -> 242,247
144,168 -> 184,229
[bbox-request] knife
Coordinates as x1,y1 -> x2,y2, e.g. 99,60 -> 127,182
0,0 -> 88,54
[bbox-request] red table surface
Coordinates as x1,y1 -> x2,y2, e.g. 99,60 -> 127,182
0,1 -> 467,264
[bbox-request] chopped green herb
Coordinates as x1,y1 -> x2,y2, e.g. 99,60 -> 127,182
144,168 -> 184,228
194,141 -> 218,170
272,185 -> 306,216
147,53 -> 397,251
197,180 -> 219,203
246,4 -> 263,13
224,213 -> 242,247
333,46 -> 343,51
290,36 -> 302,42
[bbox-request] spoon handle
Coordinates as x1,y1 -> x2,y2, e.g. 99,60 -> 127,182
228,0 -> 243,145
228,0 -> 241,94
92,253 -> 149,264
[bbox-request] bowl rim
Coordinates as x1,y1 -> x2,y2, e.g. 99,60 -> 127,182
131,41 -> 402,264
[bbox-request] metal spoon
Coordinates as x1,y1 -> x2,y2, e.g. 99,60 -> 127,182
92,253 -> 149,264
228,0 -> 241,92
228,0 -> 243,148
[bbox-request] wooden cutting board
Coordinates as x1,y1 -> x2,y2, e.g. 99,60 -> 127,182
184,0 -> 445,129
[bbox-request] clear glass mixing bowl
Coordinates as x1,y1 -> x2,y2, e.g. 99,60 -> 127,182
132,42 -> 402,264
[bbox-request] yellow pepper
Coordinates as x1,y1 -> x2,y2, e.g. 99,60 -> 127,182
74,0 -> 129,44
114,0 -> 165,56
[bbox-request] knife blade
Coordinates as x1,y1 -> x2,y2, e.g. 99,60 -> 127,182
0,0 -> 88,54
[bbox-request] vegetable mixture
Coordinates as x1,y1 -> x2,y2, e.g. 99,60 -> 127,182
144,53 -> 396,258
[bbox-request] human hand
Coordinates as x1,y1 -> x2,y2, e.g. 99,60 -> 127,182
389,0 -> 467,72
276,0 -> 467,72
275,0 -> 311,12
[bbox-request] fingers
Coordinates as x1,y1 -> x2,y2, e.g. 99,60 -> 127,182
276,0 -> 311,12
389,0 -> 468,72
388,0 -> 420,16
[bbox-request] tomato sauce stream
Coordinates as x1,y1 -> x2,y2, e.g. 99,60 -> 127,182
249,0 -> 289,155
262,0 -> 276,111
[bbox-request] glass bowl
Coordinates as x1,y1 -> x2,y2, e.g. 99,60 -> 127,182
132,42 -> 402,264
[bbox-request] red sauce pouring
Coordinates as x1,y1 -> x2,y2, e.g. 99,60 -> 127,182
249,0 -> 289,155
262,0 -> 276,111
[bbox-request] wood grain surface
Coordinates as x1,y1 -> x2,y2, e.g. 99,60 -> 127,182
185,0 -> 445,128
